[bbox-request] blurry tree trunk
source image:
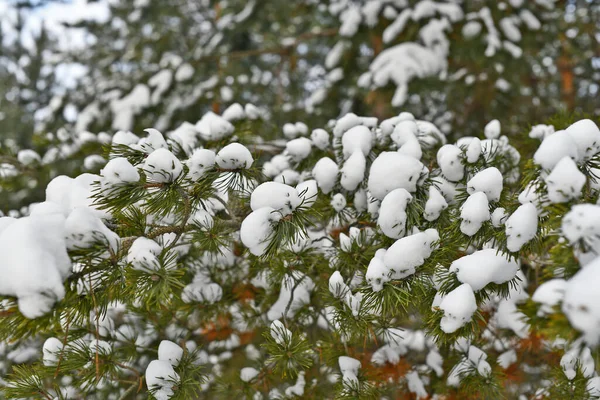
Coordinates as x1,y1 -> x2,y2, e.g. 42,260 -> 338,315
558,56 -> 575,111
557,15 -> 575,111
366,33 -> 389,119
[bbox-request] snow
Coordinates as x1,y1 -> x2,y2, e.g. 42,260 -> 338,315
186,149 -> 216,181
366,256 -> 390,292
112,130 -> 139,146
383,229 -> 439,279
383,9 -> 412,43
311,129 -> 330,150
295,122 -> 309,136
544,156 -> 586,203
0,212 -> 70,318
426,350 -> 444,376
145,360 -> 180,400
342,125 -> 372,159
392,119 -> 423,160
468,345 -> 492,377
240,367 -> 259,382
215,143 -> 253,170
437,145 -> 464,182
561,345 -> 595,380
267,272 -> 314,320
529,124 -> 555,140
449,249 -> 520,291
139,128 -> 168,153
466,137 -> 482,163
497,349 -> 517,369
285,372 -> 306,396
46,174 -> 102,216
406,371 -> 428,399
484,119 -> 501,139
100,157 -> 140,187
174,63 -> 194,82
494,300 -> 529,338
329,271 -> 350,298
424,186 -> 448,221
340,151 -> 366,191
588,377 -> 600,398
460,192 -> 490,236
84,155 -> 106,170
195,112 -> 235,141
128,237 -> 162,271
283,123 -> 298,139
564,119 -> 600,161
533,131 -> 579,171
312,157 -> 339,194
240,207 -> 279,256
17,149 -> 41,165
462,21 -> 482,38
467,167 -> 503,202
244,104 -> 261,120
111,84 -> 151,131
500,17 -> 521,42
491,207 -> 508,227
250,182 -> 301,216
338,232 -> 352,252
182,280 -> 223,304
296,180 -> 318,208
158,340 -> 183,367
333,113 -> 363,137
562,256 -> 600,345
325,41 -> 347,69
275,169 -> 300,185
431,176 -> 460,205
143,148 -> 183,183
329,274 -> 361,317
532,279 -> 566,314
377,188 -> 413,239
562,204 -> 600,249
42,337 -> 63,366
330,193 -> 347,212
65,207 -> 119,252
354,188 -> 368,212
286,137 -> 312,162
338,6 -> 361,37
439,283 -> 477,333
270,320 -> 292,345
366,18 -> 450,106
505,203 -> 538,252
368,152 -> 424,199
339,356 -> 361,386
221,103 -> 246,122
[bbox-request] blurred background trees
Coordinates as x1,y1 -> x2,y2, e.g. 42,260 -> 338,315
0,0 -> 598,211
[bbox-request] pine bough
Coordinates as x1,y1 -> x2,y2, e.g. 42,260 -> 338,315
1,108 -> 600,399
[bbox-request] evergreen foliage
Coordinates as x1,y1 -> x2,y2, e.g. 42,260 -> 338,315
0,1 -> 599,399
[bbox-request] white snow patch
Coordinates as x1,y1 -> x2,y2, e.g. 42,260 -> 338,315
505,203 -> 538,252
439,283 -> 477,333
449,249 -> 519,291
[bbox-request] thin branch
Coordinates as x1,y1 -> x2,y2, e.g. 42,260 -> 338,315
53,312 -> 72,379
88,274 -> 101,382
163,187 -> 193,253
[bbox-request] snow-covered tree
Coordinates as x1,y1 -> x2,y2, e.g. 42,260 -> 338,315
1,104 -> 600,398
30,0 -> 599,137
1,1 -> 600,399
2,0 -> 598,212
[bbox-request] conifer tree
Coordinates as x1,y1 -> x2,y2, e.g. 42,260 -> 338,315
1,1 -> 600,399
1,105 -> 600,399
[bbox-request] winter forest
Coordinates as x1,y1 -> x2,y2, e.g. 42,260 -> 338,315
0,0 -> 599,398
